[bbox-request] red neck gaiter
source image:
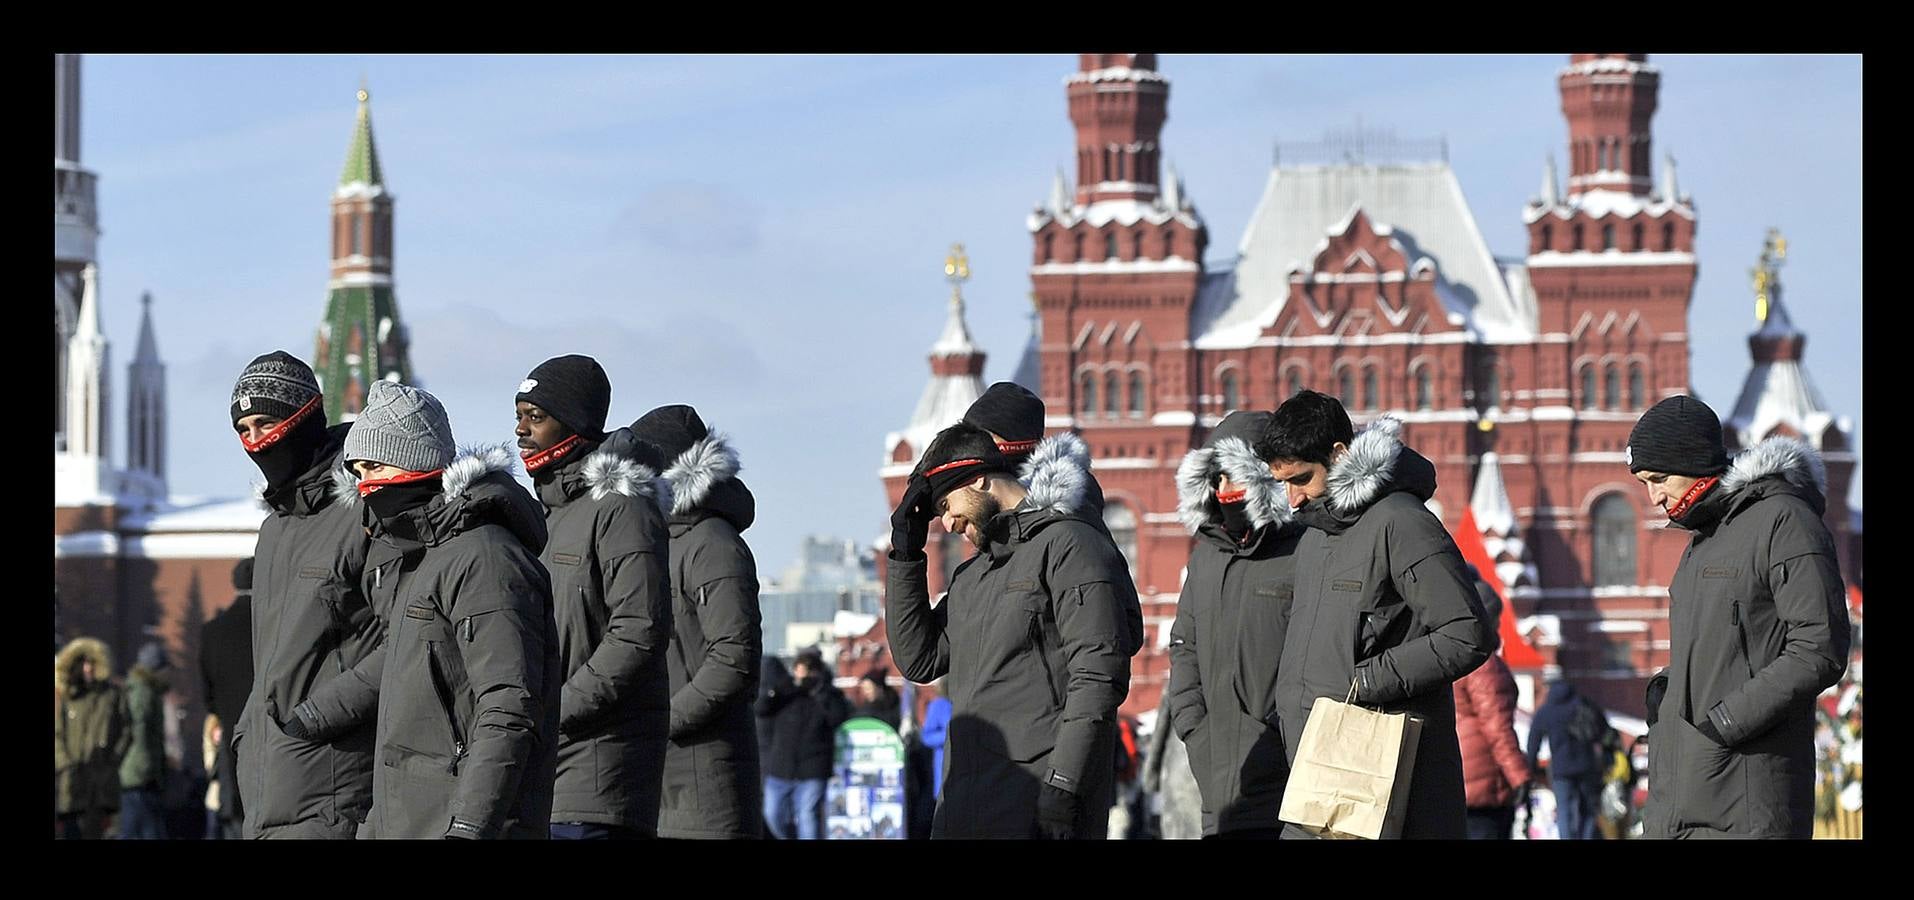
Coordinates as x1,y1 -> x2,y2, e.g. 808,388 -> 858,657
523,434 -> 584,475
1666,475 -> 1722,522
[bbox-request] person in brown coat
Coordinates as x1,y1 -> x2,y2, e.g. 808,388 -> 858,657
1452,571 -> 1533,839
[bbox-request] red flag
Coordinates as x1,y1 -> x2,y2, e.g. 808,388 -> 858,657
1452,506 -> 1547,670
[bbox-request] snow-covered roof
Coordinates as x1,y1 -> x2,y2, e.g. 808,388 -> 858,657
120,495 -> 268,534
1560,57 -> 1658,77
1524,187 -> 1694,225
1065,66 -> 1168,85
930,294 -> 978,357
1027,196 -> 1202,234
1192,163 -> 1534,348
1729,360 -> 1837,448
885,294 -> 985,468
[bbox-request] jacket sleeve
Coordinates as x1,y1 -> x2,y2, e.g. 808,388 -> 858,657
884,553 -> 950,684
1468,659 -> 1534,789
54,701 -> 72,772
1044,530 -> 1143,795
1354,509 -> 1494,705
668,532 -> 763,739
445,554 -> 552,840
299,643 -> 385,742
1708,511 -> 1852,746
1165,590 -> 1207,742
560,502 -> 672,734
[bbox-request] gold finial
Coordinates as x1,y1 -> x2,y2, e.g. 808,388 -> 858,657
1752,227 -> 1786,323
944,243 -> 970,284
358,75 -> 369,104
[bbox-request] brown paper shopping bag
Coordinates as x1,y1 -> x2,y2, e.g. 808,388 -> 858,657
1278,681 -> 1424,840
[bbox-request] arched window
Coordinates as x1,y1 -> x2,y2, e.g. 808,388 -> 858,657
1074,233 -> 1086,261
1105,503 -> 1139,577
1477,355 -> 1501,412
1540,224 -> 1553,252
1132,231 -> 1145,260
1162,231 -> 1176,258
1572,224 -> 1585,251
350,215 -> 363,256
1105,232 -> 1119,260
1604,364 -> 1621,410
1631,223 -> 1644,252
1128,371 -> 1146,417
1363,367 -> 1378,410
1286,368 -> 1305,398
1602,224 -> 1615,251
1592,494 -> 1637,586
1415,366 -> 1432,410
1580,365 -> 1597,410
1080,372 -> 1096,415
1662,222 -> 1676,252
1042,233 -> 1054,262
1105,371 -> 1120,416
1221,370 -> 1239,413
1628,364 -> 1645,410
1337,369 -> 1354,408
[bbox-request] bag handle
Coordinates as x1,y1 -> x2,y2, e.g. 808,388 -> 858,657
1345,678 -> 1359,705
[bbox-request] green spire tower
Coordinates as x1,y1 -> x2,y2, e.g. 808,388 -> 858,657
316,84 -> 412,423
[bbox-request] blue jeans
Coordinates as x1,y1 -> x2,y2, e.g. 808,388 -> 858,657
1553,776 -> 1603,840
763,777 -> 826,840
117,788 -> 168,840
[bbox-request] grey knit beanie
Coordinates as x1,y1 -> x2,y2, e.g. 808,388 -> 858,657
343,380 -> 456,473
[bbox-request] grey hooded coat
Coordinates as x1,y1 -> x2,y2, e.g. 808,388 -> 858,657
656,430 -> 765,839
886,433 -> 1145,839
1274,417 -> 1493,840
234,423 -> 379,839
1166,416 -> 1304,836
1641,437 -> 1850,840
537,428 -> 675,832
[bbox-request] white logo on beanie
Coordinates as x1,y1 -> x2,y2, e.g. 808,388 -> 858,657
518,379 -> 538,393
1624,445 -> 1632,467
240,397 -> 252,411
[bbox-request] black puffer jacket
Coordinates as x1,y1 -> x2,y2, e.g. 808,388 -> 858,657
1642,437 -> 1850,840
1275,417 -> 1493,840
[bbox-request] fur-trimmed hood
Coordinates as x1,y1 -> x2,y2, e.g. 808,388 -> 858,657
1720,435 -> 1829,517
1324,416 -> 1437,513
360,443 -> 549,555
540,428 -> 673,515
1018,432 -> 1091,516
55,637 -> 112,696
660,429 -> 756,533
1176,437 -> 1289,536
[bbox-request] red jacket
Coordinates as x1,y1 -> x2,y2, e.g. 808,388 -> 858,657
1453,654 -> 1533,809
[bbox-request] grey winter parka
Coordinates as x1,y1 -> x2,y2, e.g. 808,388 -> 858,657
234,423 -> 378,839
655,431 -> 765,839
1641,437 -> 1850,840
1274,417 -> 1493,840
886,433 -> 1144,839
1166,422 -> 1303,836
537,428 -> 674,832
348,446 -> 562,840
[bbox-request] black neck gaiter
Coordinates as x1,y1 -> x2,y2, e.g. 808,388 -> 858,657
362,475 -> 444,524
248,410 -> 332,496
1218,496 -> 1254,542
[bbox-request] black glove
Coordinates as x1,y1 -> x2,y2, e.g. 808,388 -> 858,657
1644,669 -> 1669,729
1513,780 -> 1533,809
279,701 -> 321,741
1694,707 -> 1729,747
889,474 -> 933,559
1036,783 -> 1079,840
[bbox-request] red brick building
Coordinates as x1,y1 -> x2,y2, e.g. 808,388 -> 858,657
876,53 -> 1859,722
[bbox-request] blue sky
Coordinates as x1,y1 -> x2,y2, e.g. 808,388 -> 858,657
77,54 -> 1863,575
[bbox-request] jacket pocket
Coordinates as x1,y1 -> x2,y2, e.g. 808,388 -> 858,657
413,612 -> 469,774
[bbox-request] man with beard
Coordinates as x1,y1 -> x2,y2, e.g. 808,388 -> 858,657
1255,392 -> 1492,839
885,421 -> 1142,839
226,351 -> 377,839
339,380 -> 560,839
1165,410 -> 1303,839
515,355 -> 674,839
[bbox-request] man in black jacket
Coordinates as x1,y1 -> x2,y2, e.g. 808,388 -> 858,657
756,647 -> 848,839
1627,396 -> 1848,839
885,422 -> 1143,839
1255,392 -> 1492,839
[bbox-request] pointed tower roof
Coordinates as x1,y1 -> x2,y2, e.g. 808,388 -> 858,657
884,245 -> 987,467
1660,152 -> 1681,203
1470,451 -> 1538,593
1539,153 -> 1560,206
1048,167 -> 1072,217
76,263 -> 103,337
1729,229 -> 1843,449
1163,160 -> 1183,211
133,291 -> 160,363
339,86 -> 385,189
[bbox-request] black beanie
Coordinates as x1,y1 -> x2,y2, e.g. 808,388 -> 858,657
232,351 -> 322,425
516,355 -> 611,442
918,421 -> 1016,503
232,557 -> 254,592
963,382 -> 1046,446
1627,395 -> 1729,477
631,404 -> 708,464
1206,410 -> 1272,452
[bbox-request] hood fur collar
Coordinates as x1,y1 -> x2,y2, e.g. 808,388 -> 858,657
1018,432 -> 1090,516
662,431 -> 740,516
1327,416 -> 1404,512
1722,436 -> 1827,498
55,637 -> 112,694
444,444 -> 522,498
581,451 -> 672,513
1177,437 -> 1289,534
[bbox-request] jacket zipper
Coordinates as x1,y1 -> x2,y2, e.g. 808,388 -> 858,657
1030,609 -> 1063,709
425,642 -> 467,774
1730,601 -> 1755,679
